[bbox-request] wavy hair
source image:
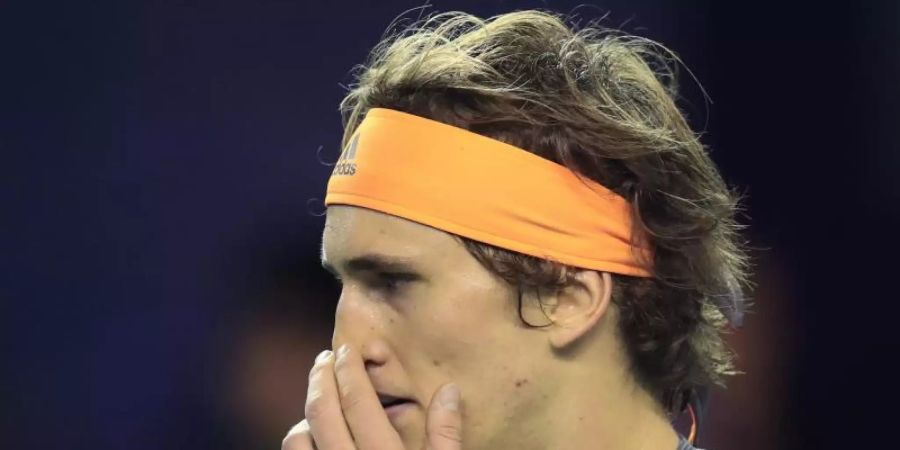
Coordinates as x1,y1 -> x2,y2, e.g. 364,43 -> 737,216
337,10 -> 751,414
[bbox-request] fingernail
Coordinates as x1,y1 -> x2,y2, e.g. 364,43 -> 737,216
437,383 -> 460,412
315,350 -> 332,364
336,344 -> 350,359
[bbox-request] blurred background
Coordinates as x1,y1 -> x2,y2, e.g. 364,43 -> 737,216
2,1 -> 898,449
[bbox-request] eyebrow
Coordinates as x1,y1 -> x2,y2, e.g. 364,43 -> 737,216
321,254 -> 420,276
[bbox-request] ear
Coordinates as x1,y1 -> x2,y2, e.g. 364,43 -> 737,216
544,270 -> 613,349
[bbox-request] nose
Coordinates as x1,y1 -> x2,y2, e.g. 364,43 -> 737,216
331,287 -> 391,368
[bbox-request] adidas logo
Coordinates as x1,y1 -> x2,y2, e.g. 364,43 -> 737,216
333,133 -> 358,176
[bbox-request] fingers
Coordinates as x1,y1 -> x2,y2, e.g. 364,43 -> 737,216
425,384 -> 463,450
300,345 -> 456,450
282,420 -> 318,450
305,350 -> 355,449
332,345 -> 404,449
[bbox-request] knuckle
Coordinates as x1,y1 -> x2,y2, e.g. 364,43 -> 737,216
304,390 -> 328,420
338,383 -> 364,409
430,422 -> 462,443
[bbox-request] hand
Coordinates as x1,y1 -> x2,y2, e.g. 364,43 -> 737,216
282,345 -> 463,450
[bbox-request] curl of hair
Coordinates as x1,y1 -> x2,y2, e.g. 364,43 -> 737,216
337,10 -> 752,414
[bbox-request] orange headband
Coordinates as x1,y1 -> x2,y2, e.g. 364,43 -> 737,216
324,108 -> 652,277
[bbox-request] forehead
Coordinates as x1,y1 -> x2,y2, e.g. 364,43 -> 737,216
321,205 -> 459,263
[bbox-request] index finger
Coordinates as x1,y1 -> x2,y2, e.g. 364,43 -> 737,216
333,345 -> 404,450
305,350 -> 354,449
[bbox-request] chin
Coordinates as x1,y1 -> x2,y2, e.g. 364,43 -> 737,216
395,427 -> 425,449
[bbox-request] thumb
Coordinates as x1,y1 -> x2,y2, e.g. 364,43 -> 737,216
425,383 -> 463,450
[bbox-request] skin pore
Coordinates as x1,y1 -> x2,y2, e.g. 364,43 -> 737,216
320,205 -> 680,450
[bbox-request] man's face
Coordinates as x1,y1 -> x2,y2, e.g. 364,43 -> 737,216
321,205 -> 551,449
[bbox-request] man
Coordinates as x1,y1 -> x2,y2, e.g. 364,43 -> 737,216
284,9 -> 749,450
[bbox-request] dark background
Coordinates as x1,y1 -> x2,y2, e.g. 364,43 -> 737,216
3,1 -> 898,449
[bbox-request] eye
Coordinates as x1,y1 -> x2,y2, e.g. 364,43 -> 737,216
372,273 -> 407,292
370,272 -> 417,293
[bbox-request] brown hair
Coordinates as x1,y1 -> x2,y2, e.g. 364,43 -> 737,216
337,10 -> 751,414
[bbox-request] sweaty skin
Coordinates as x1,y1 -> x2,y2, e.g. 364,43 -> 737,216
288,205 -> 679,450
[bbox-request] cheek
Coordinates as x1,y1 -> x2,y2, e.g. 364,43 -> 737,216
407,283 -> 513,355
402,283 -> 532,392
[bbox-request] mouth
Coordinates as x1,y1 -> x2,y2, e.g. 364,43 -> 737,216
377,393 -> 416,419
377,393 -> 413,408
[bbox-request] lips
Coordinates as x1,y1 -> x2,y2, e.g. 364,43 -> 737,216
377,393 -> 413,408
